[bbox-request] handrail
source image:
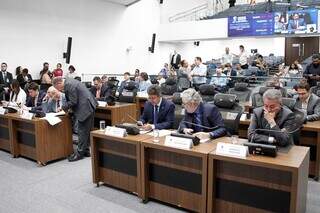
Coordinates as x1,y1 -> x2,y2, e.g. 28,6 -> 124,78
168,3 -> 208,22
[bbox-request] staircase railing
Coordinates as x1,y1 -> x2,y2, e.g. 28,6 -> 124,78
168,3 -> 209,23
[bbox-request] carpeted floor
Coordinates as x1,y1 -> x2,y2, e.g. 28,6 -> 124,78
0,151 -> 319,213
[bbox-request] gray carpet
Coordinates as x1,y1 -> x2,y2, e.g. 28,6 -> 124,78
0,151 -> 319,213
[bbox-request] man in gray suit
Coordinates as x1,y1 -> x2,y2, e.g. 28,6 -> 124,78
53,77 -> 97,162
248,89 -> 296,147
42,86 -> 67,113
295,82 -> 320,122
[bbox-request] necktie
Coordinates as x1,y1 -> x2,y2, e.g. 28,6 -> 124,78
153,105 -> 158,125
192,112 -> 202,132
57,99 -> 60,110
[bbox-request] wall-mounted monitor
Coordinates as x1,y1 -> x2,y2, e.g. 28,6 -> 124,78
228,13 -> 274,37
274,9 -> 319,34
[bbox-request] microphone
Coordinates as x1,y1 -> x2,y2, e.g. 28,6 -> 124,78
126,114 -> 143,126
178,120 -> 221,134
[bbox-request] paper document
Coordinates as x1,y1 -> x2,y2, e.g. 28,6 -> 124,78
200,138 -> 210,143
42,116 -> 62,126
97,101 -> 107,107
240,113 -> 247,121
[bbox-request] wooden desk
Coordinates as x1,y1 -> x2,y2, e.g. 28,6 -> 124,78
94,102 -> 136,128
0,113 -> 72,165
0,114 -> 11,152
90,130 -> 152,197
141,136 -> 218,213
239,117 -> 320,180
207,142 -> 309,213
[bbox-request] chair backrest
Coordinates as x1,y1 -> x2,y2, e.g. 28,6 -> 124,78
311,82 -> 320,97
213,93 -> 244,135
290,108 -> 307,145
83,81 -> 92,88
228,83 -> 251,102
172,92 -> 182,105
160,77 -> 177,95
282,98 -> 296,111
173,105 -> 185,129
199,84 -> 217,103
118,81 -> 137,103
107,78 -> 119,88
176,77 -> 191,92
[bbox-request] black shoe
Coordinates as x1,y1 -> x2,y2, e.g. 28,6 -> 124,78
83,151 -> 91,157
68,153 -> 83,162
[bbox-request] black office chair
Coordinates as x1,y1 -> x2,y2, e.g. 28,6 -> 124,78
213,93 -> 244,135
251,86 -> 274,108
107,77 -> 119,88
311,82 -> 320,97
83,81 -> 92,89
199,84 -> 217,103
160,77 -> 177,95
176,74 -> 191,92
290,108 -> 306,145
118,81 -> 137,103
228,83 -> 252,102
172,92 -> 184,129
282,98 -> 296,111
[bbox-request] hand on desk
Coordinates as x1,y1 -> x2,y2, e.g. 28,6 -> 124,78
193,132 -> 210,140
141,124 -> 152,131
183,128 -> 194,135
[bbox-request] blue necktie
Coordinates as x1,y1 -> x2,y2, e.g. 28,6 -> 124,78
153,105 -> 158,125
192,112 -> 202,132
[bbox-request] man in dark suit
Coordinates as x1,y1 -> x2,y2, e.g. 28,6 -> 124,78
0,62 -> 13,101
288,13 -> 306,31
89,76 -> 113,101
138,85 -> 175,130
304,54 -> 320,87
248,89 -> 296,147
53,77 -> 98,161
26,82 -> 46,109
178,88 -> 227,140
295,82 -> 320,121
170,50 -> 181,70
118,72 -> 131,95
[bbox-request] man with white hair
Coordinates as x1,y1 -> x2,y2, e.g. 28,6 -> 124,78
178,88 -> 227,140
42,86 -> 66,113
248,89 -> 296,147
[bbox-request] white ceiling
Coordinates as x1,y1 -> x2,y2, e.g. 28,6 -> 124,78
103,0 -> 141,6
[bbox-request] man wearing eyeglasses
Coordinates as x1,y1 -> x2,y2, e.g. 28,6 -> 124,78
138,85 -> 175,131
0,62 -> 13,101
248,89 -> 296,147
295,82 -> 320,122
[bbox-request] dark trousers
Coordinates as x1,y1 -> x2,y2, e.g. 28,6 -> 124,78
77,113 -> 94,155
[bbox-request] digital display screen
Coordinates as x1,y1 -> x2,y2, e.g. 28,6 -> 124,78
228,13 -> 274,37
274,9 -> 318,34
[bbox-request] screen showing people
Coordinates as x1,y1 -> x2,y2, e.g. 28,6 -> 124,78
228,9 -> 319,37
274,9 -> 319,34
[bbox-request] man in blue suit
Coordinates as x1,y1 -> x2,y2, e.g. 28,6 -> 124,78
288,13 -> 306,31
42,86 -> 67,113
138,85 -> 175,130
179,88 -> 227,140
26,82 -> 46,109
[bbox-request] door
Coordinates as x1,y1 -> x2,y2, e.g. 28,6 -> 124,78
285,36 -> 319,65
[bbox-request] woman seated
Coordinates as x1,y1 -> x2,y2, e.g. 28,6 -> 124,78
2,80 -> 27,107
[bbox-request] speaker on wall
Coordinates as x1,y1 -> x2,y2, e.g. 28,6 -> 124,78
148,33 -> 156,53
63,37 -> 72,64
160,0 -> 163,4
194,41 -> 200,46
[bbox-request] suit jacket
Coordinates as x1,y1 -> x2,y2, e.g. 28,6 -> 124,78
179,103 -> 227,139
295,93 -> 320,121
89,84 -> 113,101
248,106 -> 296,147
42,93 -> 67,113
63,78 -> 98,122
140,98 -> 175,130
288,18 -> 306,30
0,71 -> 13,87
26,91 -> 46,108
171,54 -> 181,68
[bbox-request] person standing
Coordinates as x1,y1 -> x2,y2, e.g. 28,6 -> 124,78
170,50 -> 181,70
0,62 -> 13,101
53,77 -> 97,162
221,47 -> 233,65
